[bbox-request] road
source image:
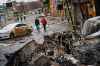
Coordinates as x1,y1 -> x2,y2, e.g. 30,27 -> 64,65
0,14 -> 69,43
0,13 -> 69,53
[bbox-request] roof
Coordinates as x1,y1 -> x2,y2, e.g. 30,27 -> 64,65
2,23 -> 21,30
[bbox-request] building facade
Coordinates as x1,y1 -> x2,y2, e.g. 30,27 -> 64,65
47,0 -> 65,16
49,0 -> 57,16
43,0 -> 96,17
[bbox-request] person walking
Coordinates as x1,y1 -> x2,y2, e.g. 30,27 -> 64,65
35,17 -> 40,32
40,14 -> 47,32
0,16 -> 1,27
16,16 -> 19,22
23,14 -> 26,20
20,16 -> 23,22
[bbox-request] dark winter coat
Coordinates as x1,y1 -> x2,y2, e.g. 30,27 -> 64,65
35,19 -> 40,25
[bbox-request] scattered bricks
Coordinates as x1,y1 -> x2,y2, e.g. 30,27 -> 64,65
43,31 -> 75,55
3,31 -> 79,66
34,56 -> 51,66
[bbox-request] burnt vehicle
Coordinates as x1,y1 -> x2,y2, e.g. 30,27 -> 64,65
82,16 -> 100,38
74,16 -> 100,66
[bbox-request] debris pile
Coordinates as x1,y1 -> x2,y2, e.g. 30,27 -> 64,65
3,31 -> 93,66
44,31 -> 74,54
73,38 -> 100,65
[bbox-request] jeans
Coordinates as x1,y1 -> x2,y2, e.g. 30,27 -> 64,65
43,24 -> 46,32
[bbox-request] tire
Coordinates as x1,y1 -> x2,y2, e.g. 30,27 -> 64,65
10,33 -> 15,39
27,29 -> 32,35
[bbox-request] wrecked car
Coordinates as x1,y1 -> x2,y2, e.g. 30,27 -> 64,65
82,16 -> 100,38
74,16 -> 100,66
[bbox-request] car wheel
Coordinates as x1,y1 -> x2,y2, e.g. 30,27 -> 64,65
10,33 -> 15,39
27,29 -> 32,35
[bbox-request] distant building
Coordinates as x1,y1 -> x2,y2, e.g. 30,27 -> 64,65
72,0 -> 96,19
50,0 -> 57,16
43,0 -> 65,16
12,1 -> 43,13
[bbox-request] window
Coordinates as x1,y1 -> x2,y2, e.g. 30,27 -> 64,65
16,24 -> 26,27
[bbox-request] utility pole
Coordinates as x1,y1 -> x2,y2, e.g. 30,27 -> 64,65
65,0 -> 77,40
65,0 -> 85,57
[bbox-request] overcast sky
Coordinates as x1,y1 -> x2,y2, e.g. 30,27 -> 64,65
0,0 -> 38,4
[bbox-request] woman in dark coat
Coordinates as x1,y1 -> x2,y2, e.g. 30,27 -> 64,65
35,18 -> 40,32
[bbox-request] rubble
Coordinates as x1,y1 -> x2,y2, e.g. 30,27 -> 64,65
34,56 -> 52,66
0,27 -> 88,66
44,31 -> 74,54
0,51 -> 7,66
2,17 -> 98,66
75,16 -> 100,65
3,31 -> 80,66
73,38 -> 100,65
